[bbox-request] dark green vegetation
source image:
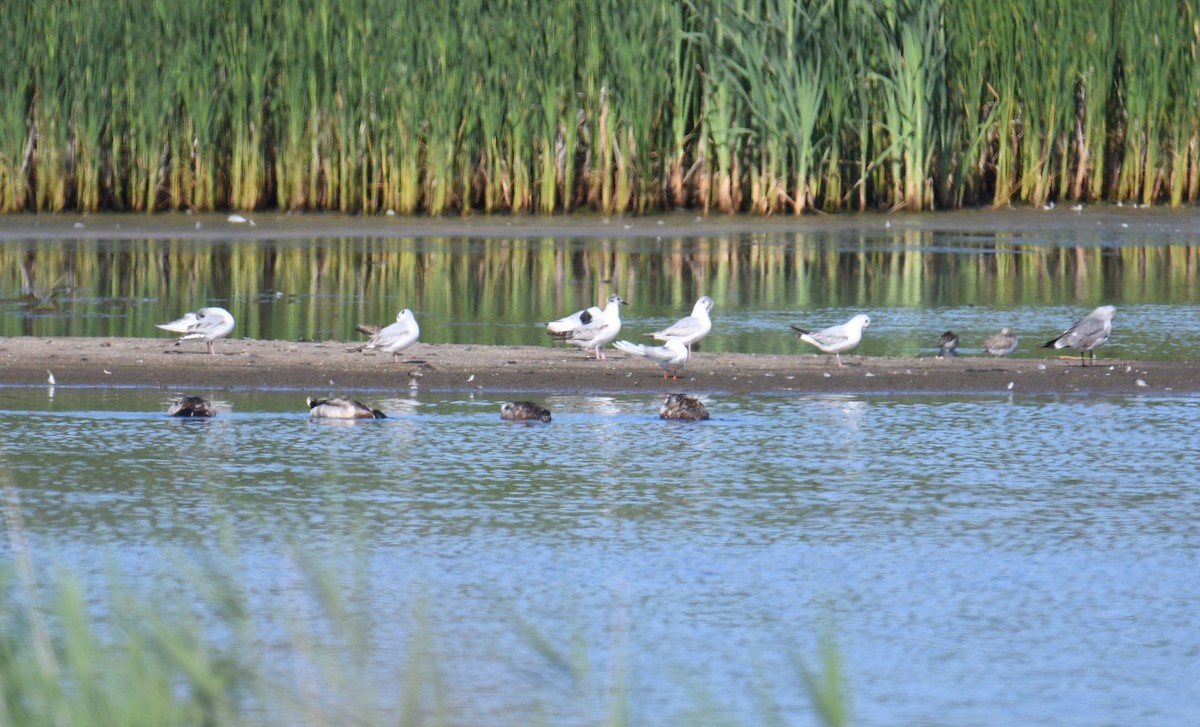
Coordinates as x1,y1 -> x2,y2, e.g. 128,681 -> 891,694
1,0 -> 1197,214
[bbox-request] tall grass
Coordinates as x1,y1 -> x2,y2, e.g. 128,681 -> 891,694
1,0 -> 1198,214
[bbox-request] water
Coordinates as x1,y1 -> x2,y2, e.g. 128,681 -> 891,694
3,386 -> 1198,725
3,210 -> 1200,359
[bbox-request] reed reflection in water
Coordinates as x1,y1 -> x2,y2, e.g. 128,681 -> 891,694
2,225 -> 1199,358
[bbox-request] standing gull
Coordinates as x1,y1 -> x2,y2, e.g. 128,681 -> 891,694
647,295 -> 714,350
156,307 -> 235,354
982,326 -> 1019,357
613,338 -> 690,379
788,314 -> 871,367
545,294 -> 627,360
351,308 -> 420,363
1041,305 -> 1116,366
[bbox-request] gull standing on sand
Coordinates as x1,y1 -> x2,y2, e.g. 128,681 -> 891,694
613,338 -> 690,379
156,307 -> 235,354
1042,305 -> 1116,366
351,308 -> 420,363
648,295 -> 714,350
545,294 -> 627,360
306,396 -> 387,419
789,314 -> 871,367
938,331 -> 959,357
982,326 -> 1019,357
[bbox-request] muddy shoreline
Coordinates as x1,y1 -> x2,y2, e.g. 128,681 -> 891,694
2,336 -> 1197,396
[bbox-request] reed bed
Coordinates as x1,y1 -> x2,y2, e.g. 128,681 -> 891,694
0,0 -> 1196,215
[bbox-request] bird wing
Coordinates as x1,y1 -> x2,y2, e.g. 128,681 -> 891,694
368,319 -> 413,347
650,316 -> 703,340
806,325 -> 852,348
546,306 -> 601,334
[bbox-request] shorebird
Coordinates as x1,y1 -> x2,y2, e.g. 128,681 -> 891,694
306,396 -> 387,419
545,294 -> 626,360
500,401 -> 552,422
982,326 -> 1019,357
167,396 -> 216,417
647,296 -> 714,350
659,393 -> 709,421
613,338 -> 690,379
156,307 -> 235,354
351,309 -> 420,363
789,314 -> 871,367
1042,305 -> 1116,366
937,331 -> 959,357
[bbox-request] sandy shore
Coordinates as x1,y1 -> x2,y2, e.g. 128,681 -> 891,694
2,336 -> 1198,396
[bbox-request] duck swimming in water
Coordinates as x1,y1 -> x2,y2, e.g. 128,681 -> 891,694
659,393 -> 709,421
167,396 -> 216,417
306,396 -> 387,419
500,401 -> 552,422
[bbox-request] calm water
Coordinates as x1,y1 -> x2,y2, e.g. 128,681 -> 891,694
3,386 -> 1198,725
2,210 -> 1200,359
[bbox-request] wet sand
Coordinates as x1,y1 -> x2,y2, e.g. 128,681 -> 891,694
2,336 -> 1197,396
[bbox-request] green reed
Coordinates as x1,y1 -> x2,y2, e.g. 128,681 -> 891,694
2,0 -> 1199,214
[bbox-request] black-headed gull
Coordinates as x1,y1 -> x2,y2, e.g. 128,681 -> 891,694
789,313 -> 871,367
545,294 -> 626,360
648,295 -> 714,350
352,309 -> 420,363
156,307 -> 235,354
613,338 -> 689,379
1041,305 -> 1116,366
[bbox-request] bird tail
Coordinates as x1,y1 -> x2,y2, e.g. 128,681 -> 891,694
613,340 -> 645,357
1040,338 -> 1059,349
788,324 -> 811,336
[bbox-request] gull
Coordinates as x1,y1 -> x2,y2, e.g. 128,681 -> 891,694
789,314 -> 871,367
659,393 -> 709,421
500,401 -> 552,422
613,338 -> 689,379
351,309 -> 420,363
982,326 -> 1019,356
1042,305 -> 1116,366
647,295 -> 714,350
167,396 -> 216,418
937,331 -> 959,357
545,294 -> 626,360
156,307 -> 235,354
306,396 -> 386,419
